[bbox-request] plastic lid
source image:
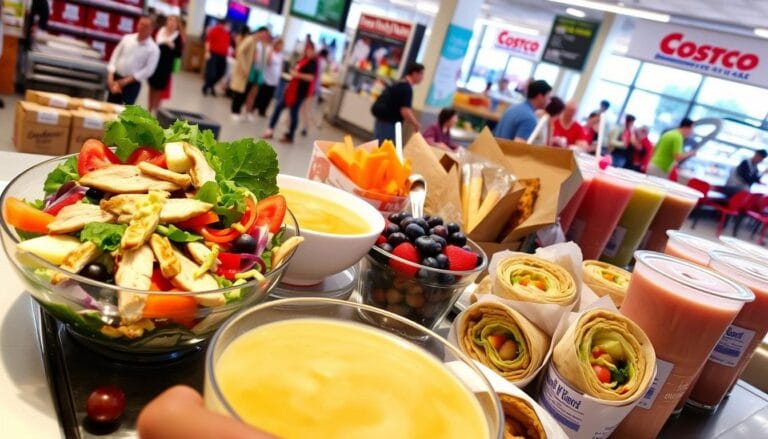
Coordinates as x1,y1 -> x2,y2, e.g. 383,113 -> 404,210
666,230 -> 730,255
634,251 -> 754,303
719,236 -> 768,263
271,266 -> 357,300
646,176 -> 702,201
709,250 -> 768,286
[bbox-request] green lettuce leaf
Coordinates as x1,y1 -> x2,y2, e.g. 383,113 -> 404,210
43,156 -> 79,195
163,120 -> 200,144
102,106 -> 165,161
208,139 -> 279,200
80,223 -> 127,251
194,181 -> 220,204
156,224 -> 203,243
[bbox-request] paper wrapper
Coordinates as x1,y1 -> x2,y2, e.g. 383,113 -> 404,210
452,300 -> 550,386
446,361 -> 568,439
537,299 -> 657,439
469,128 -> 582,243
307,140 -> 408,215
581,260 -> 630,308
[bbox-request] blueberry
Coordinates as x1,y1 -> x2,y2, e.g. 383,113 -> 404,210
423,214 -> 431,221
446,222 -> 460,234
417,269 -> 431,280
475,253 -> 484,267
387,232 -> 407,247
438,273 -> 456,285
436,253 -> 449,269
384,223 -> 401,236
404,223 -> 426,241
427,216 -> 443,228
448,231 -> 467,247
371,243 -> 393,264
429,234 -> 446,250
416,236 -> 441,257
415,218 -> 429,232
421,256 -> 439,268
388,212 -> 402,224
462,244 -> 473,252
430,225 -> 448,238
400,217 -> 417,230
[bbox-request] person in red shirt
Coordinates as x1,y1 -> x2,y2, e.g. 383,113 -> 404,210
551,100 -> 587,148
202,19 -> 231,96
631,126 -> 655,173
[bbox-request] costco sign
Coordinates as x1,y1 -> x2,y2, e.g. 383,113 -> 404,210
628,21 -> 767,87
491,29 -> 546,61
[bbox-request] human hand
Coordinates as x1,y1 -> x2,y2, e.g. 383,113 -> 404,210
109,82 -> 122,94
204,51 -> 211,61
137,385 -> 275,439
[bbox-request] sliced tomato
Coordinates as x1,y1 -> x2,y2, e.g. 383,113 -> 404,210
77,139 -> 121,176
239,197 -> 258,233
217,252 -> 242,270
592,365 -> 612,384
150,268 -> 174,291
176,211 -> 220,231
4,197 -> 56,234
127,147 -> 167,168
45,192 -> 85,216
216,267 -> 240,281
200,226 -> 240,243
255,195 -> 287,234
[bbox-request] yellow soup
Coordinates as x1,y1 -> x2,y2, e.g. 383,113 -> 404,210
212,319 -> 490,438
280,188 -> 369,235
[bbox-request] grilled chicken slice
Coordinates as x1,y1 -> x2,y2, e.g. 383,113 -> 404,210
184,144 -> 216,188
79,165 -> 182,194
138,161 -> 192,188
102,195 -> 212,223
186,241 -> 217,270
170,249 -> 224,307
52,241 -> 103,284
150,234 -> 180,278
115,245 -> 154,324
121,192 -> 166,250
271,236 -> 304,269
47,203 -> 115,234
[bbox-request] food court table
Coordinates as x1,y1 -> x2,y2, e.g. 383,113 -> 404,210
1,150 -> 767,437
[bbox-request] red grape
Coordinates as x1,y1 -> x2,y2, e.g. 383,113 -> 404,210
86,385 -> 125,423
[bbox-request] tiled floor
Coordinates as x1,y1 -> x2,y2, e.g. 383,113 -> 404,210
0,71 -> 763,245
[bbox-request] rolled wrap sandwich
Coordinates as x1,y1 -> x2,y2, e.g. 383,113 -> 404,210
499,394 -> 547,439
494,255 -> 577,305
553,309 -> 655,402
582,260 -> 630,308
458,301 -> 550,383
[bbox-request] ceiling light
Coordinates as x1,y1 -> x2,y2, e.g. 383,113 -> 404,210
566,7 -> 586,18
546,0 -> 671,23
390,0 -> 412,7
416,2 -> 439,15
755,28 -> 768,39
476,17 -> 541,36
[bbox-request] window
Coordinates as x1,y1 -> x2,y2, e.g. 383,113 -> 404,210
465,46 -> 511,92
505,57 -> 534,90
533,62 -> 559,87
696,77 -> 768,121
580,80 -> 630,122
622,90 -> 690,141
689,105 -> 763,128
634,63 -> 702,100
600,55 -> 640,85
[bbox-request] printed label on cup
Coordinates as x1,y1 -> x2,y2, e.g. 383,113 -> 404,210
48,96 -> 69,108
708,324 -> 756,367
636,358 -> 673,409
567,219 -> 585,242
602,226 -> 627,258
639,229 -> 652,250
538,366 -> 637,439
83,116 -> 104,130
37,110 -> 59,125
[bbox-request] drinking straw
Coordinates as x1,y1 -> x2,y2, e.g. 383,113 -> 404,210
527,114 -> 550,145
395,121 -> 404,163
595,112 -> 605,158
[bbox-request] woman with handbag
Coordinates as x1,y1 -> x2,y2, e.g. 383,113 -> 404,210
262,41 -> 317,143
148,15 -> 183,113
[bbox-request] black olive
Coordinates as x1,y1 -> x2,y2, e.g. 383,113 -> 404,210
85,188 -> 105,202
233,234 -> 257,254
80,263 -> 110,282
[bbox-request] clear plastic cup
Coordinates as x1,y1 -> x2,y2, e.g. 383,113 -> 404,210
663,230 -> 731,267
642,178 -> 701,253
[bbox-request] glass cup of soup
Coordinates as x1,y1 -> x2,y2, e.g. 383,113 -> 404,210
204,298 -> 504,438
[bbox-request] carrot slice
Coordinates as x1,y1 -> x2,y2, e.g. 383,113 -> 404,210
3,197 -> 56,234
143,294 -> 198,327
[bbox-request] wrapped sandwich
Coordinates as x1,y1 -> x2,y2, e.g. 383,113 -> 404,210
552,309 -> 655,402
457,301 -> 550,384
499,394 -> 547,439
494,255 -> 577,305
582,260 -> 630,308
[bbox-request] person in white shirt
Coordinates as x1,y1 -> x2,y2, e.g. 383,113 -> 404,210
253,38 -> 284,118
107,16 -> 160,105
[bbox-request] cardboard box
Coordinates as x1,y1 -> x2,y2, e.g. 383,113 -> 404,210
112,14 -> 136,35
50,0 -> 86,28
24,90 -> 82,109
14,101 -> 72,155
68,109 -> 117,154
86,8 -> 112,33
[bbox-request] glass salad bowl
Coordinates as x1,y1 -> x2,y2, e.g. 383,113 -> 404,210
0,155 -> 300,361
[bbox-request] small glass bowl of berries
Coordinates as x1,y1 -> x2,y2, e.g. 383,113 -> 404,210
359,211 -> 487,330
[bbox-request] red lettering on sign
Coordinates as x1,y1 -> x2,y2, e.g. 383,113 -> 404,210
658,32 -> 759,71
496,30 -> 540,53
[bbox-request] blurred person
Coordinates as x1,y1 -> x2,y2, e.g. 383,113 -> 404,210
583,111 -> 600,144
609,114 -> 636,169
147,15 -> 183,113
630,126 -> 654,173
422,108 -> 459,151
494,79 -> 552,142
529,96 -> 564,145
106,16 -> 160,105
647,118 -> 697,178
349,36 -> 371,67
370,63 -> 425,145
497,78 -> 514,98
202,19 -> 231,96
23,0 -> 49,50
243,26 -> 272,121
229,27 -> 257,121
725,149 -> 767,194
137,385 -> 274,439
551,100 -> 587,148
253,38 -> 284,117
599,99 -> 611,114
263,41 -> 318,144
299,48 -> 329,136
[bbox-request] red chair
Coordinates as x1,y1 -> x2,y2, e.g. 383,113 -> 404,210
747,195 -> 768,244
711,191 -> 753,236
688,178 -> 712,229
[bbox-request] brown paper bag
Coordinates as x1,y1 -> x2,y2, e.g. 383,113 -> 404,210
404,133 -> 463,224
469,128 -> 581,243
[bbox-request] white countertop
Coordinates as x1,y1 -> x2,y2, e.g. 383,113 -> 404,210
0,151 -> 61,438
